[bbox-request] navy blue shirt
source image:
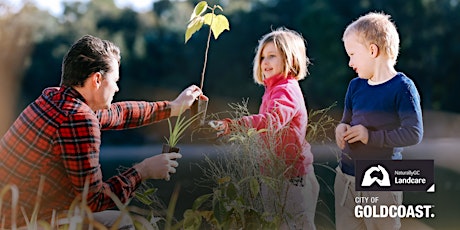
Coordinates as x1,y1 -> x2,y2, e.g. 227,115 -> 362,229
340,73 -> 423,175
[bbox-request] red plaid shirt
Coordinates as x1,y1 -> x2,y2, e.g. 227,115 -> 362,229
0,86 -> 170,227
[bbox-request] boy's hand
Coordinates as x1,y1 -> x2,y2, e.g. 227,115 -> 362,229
335,123 -> 351,149
344,124 -> 369,145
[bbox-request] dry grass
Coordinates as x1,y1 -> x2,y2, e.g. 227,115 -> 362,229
0,176 -> 160,230
0,100 -> 338,229
183,100 -> 339,229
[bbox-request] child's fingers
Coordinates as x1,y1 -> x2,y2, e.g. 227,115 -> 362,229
335,134 -> 345,149
217,130 -> 225,137
209,120 -> 225,130
344,125 -> 368,144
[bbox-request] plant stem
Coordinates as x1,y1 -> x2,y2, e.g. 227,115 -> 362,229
200,7 -> 214,90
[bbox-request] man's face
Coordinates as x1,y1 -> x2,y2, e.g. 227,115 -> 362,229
95,58 -> 119,110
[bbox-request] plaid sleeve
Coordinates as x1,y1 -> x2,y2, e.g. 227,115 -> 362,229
58,111 -> 142,211
97,101 -> 171,130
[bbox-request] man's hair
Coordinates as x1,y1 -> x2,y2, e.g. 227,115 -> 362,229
343,12 -> 400,65
253,27 -> 310,85
60,35 -> 121,87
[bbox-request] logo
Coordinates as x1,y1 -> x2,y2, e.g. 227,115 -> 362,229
361,165 -> 390,187
355,160 -> 435,192
354,160 -> 436,219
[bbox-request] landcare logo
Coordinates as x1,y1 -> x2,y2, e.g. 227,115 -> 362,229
355,160 -> 435,192
361,165 -> 391,187
353,160 -> 436,219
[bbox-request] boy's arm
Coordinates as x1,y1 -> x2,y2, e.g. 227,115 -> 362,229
340,81 -> 354,124
336,123 -> 351,149
367,83 -> 423,147
336,83 -> 353,148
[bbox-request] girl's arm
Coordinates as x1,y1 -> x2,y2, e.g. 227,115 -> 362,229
232,87 -> 298,132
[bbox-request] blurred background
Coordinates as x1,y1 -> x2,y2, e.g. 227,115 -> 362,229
2,0 -> 459,142
1,0 -> 459,229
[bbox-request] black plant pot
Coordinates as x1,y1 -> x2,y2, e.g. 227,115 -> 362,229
162,143 -> 180,153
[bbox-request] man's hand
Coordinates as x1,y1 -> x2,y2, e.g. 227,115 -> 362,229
335,123 -> 351,149
170,85 -> 207,117
344,124 -> 369,145
134,152 -> 182,181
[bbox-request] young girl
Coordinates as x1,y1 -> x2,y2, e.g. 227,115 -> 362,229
210,27 -> 319,229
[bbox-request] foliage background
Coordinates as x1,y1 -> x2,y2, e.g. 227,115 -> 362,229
1,0 -> 460,142
1,0 -> 460,229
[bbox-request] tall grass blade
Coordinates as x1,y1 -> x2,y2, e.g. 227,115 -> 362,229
0,184 -> 19,229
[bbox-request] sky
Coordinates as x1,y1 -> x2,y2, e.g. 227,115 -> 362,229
9,0 -> 156,16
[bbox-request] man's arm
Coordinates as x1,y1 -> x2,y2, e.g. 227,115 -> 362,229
58,112 -> 142,211
96,85 -> 203,130
97,101 -> 171,130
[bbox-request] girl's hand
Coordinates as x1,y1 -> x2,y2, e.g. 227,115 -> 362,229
208,120 -> 228,137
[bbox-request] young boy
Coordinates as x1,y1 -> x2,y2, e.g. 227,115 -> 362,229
334,12 -> 423,230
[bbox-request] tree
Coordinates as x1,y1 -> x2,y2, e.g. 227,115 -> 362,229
0,3 -> 46,135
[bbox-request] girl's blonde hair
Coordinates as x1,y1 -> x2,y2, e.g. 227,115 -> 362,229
343,12 -> 400,65
253,27 -> 310,85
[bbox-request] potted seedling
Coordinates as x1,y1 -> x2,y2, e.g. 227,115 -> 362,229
162,110 -> 201,153
185,0 -> 230,126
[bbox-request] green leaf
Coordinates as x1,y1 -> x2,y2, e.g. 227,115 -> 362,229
213,200 -> 227,224
210,15 -> 230,39
203,13 -> 214,26
165,108 -> 201,147
249,177 -> 260,198
143,187 -> 158,196
183,210 -> 202,230
135,192 -> 153,205
226,182 -> 238,200
133,219 -> 146,230
185,17 -> 204,43
192,194 -> 212,210
190,1 -> 208,21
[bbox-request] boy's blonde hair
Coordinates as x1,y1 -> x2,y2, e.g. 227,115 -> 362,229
343,12 -> 400,65
253,27 -> 310,85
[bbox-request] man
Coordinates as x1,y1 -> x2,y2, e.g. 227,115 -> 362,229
0,35 -> 203,228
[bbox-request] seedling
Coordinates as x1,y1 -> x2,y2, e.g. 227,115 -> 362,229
165,111 -> 201,149
185,0 -> 230,90
185,1 -> 230,126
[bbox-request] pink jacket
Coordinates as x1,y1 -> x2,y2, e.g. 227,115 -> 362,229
232,74 -> 313,177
